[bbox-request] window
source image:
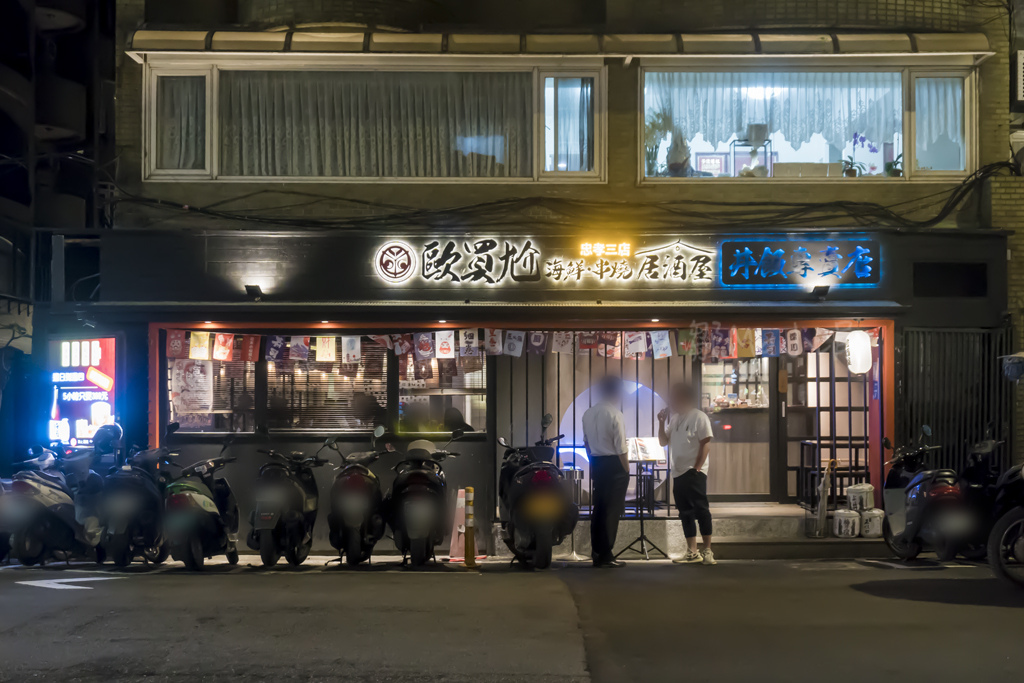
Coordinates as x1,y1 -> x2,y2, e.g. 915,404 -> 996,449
399,355 -> 486,434
914,76 -> 966,174
167,334 -> 255,433
153,74 -> 207,172
145,62 -> 605,182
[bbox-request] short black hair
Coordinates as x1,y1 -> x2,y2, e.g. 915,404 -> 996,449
597,375 -> 622,399
671,382 -> 696,403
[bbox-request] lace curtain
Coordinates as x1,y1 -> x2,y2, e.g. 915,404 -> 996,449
645,71 -> 903,151
218,70 -> 534,177
156,76 -> 206,170
552,77 -> 594,172
915,77 -> 965,155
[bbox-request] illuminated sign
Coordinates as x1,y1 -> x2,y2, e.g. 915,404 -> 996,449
719,239 -> 881,288
48,337 -> 117,447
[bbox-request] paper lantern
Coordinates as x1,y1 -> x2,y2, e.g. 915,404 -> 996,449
846,330 -> 872,374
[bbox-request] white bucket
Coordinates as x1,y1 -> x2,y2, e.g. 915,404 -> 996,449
861,508 -> 885,538
833,509 -> 861,539
847,483 -> 875,512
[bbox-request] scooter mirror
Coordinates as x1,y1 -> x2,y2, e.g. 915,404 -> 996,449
166,422 -> 180,436
498,437 -> 509,448
373,426 -> 386,438
542,413 -> 553,430
882,437 -> 892,450
921,425 -> 932,438
324,437 -> 337,447
451,429 -> 465,440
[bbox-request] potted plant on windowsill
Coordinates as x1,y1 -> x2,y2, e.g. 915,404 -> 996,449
843,156 -> 867,178
884,154 -> 904,177
645,110 -> 673,177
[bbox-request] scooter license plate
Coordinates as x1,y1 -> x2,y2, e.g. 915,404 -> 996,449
340,495 -> 368,526
939,512 -> 974,535
524,494 -> 562,521
106,495 -> 137,515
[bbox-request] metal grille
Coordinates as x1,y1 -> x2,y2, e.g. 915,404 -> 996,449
899,326 -> 1013,472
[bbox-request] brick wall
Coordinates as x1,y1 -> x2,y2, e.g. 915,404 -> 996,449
992,176 -> 1024,464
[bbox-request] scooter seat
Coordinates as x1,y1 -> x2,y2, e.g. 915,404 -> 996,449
17,469 -> 71,495
907,469 -> 958,490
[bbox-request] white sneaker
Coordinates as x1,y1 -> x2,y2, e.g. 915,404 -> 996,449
701,548 -> 717,565
673,550 -> 703,564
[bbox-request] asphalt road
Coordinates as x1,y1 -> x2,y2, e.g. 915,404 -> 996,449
1,556 -> 1022,683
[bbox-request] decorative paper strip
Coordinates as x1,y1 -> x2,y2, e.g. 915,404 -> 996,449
551,331 -> 574,354
213,334 -> 234,362
709,328 -> 732,360
459,329 -> 479,357
239,335 -> 260,362
369,335 -> 394,349
527,331 -> 549,355
761,329 -> 781,357
651,330 -> 673,359
289,336 -> 310,361
266,335 -> 287,361
341,336 -> 360,363
414,332 -> 435,360
392,334 -> 414,356
598,333 -> 621,358
624,331 -> 647,358
167,330 -> 187,359
316,336 -> 337,362
503,330 -> 525,357
484,329 -> 503,355
786,329 -> 803,357
676,329 -> 697,356
578,332 -> 598,351
735,328 -> 756,358
802,328 -> 816,353
188,331 -> 211,360
436,331 -> 456,359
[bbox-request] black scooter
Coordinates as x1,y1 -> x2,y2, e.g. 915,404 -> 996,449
248,446 -> 329,567
498,413 -> 578,570
882,426 -> 972,561
101,424 -> 180,567
986,461 -> 1024,588
385,430 -> 462,567
327,427 -> 387,566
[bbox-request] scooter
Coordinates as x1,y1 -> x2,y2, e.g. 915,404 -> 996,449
950,436 -> 1005,561
164,440 -> 239,571
5,446 -> 105,566
986,461 -> 1024,588
327,427 -> 387,566
101,424 -> 180,567
882,426 -> 973,561
498,413 -> 578,570
248,445 -> 329,567
385,430 -> 463,567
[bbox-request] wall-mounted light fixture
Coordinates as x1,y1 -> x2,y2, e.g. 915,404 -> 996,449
245,284 -> 263,302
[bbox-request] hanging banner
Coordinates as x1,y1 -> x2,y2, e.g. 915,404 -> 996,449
577,332 -> 598,352
812,328 -> 835,352
266,335 -> 287,361
484,328 -> 503,355
651,330 -> 673,359
786,329 -> 804,356
761,329 -> 781,358
369,335 -> 394,349
188,331 -> 211,360
598,333 -> 621,359
459,329 -> 479,357
503,330 -> 525,357
624,331 -> 648,358
213,334 -> 235,362
392,334 -> 414,356
551,331 -> 574,354
527,331 -> 549,355
414,359 -> 433,380
289,336 -> 311,361
802,328 -> 816,353
414,332 -> 435,360
170,359 -> 213,414
240,335 -> 261,362
316,336 -> 337,362
167,330 -> 187,359
341,336 -> 360,363
709,328 -> 732,360
676,328 -> 697,355
436,331 -> 456,359
735,328 -> 756,358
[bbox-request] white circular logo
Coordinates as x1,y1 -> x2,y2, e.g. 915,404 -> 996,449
374,241 -> 416,284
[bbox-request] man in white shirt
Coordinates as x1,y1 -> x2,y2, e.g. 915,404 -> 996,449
659,382 -> 716,565
582,375 -> 630,568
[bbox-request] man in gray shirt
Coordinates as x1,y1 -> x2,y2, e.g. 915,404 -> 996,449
582,375 -> 630,568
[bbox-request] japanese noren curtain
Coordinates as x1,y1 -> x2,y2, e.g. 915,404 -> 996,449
156,76 -> 206,170
218,70 -> 534,178
644,71 -> 903,151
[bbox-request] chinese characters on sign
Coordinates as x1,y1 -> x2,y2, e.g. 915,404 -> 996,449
720,240 -> 880,288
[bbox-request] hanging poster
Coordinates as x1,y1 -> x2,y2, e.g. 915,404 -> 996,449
369,335 -> 394,349
170,359 -> 213,414
676,328 -> 697,356
340,336 -> 359,363
802,328 -> 816,353
578,332 -> 598,352
709,328 -> 732,360
786,329 -> 804,356
437,358 -> 458,379
598,334 -> 621,359
436,331 -> 456,359
167,330 -> 187,359
484,328 -> 503,355
413,359 -> 434,380
459,329 -> 479,357
266,335 -> 287,361
651,330 -> 673,359
414,332 -> 435,360
644,333 -> 655,359
551,331 -> 574,354
735,328 -> 756,358
316,336 -> 337,362
240,335 -> 261,362
392,334 -> 414,356
527,331 -> 549,355
503,330 -> 526,357
213,334 -> 235,362
289,336 -> 311,361
624,331 -> 648,358
761,329 -> 781,357
188,331 -> 211,360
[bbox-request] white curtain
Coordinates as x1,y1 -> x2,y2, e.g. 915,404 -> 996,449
644,71 -> 902,151
156,76 -> 206,170
555,77 -> 594,172
915,77 -> 964,153
218,71 -> 533,177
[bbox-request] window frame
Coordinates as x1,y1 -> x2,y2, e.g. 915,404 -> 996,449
636,58 -> 978,184
142,55 -> 606,184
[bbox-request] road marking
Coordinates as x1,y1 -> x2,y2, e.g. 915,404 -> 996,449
16,577 -> 125,590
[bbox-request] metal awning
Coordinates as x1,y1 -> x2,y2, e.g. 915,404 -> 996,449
127,30 -> 992,63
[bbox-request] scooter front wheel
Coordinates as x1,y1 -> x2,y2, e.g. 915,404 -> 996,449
143,543 -> 170,565
259,530 -> 280,567
285,539 -> 310,567
345,529 -> 365,566
106,535 -> 133,568
12,518 -> 48,566
883,517 -> 921,561
988,506 -> 1024,589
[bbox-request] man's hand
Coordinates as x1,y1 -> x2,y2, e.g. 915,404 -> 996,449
657,408 -> 669,423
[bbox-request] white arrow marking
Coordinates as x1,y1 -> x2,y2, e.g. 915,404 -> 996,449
16,577 -> 126,590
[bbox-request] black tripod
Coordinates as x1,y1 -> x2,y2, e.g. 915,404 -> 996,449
615,461 -> 667,560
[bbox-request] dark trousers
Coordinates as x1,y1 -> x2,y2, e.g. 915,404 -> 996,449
673,470 -> 713,538
591,456 -> 629,563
